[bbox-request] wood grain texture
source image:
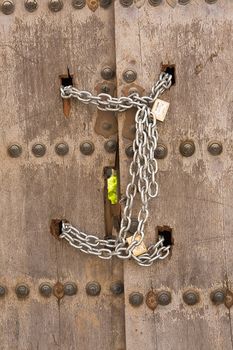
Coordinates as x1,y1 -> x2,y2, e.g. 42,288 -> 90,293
0,2 -> 124,350
115,1 -> 233,349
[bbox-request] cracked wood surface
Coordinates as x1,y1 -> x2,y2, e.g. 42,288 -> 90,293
114,1 -> 233,349
0,3 -> 124,350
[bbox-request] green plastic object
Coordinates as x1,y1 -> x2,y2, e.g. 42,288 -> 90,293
107,171 -> 118,204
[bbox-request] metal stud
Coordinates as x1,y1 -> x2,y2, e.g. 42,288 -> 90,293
148,0 -> 162,6
32,143 -> 46,157
123,70 -> 137,84
0,286 -> 6,297
211,289 -> 225,305
104,140 -> 117,153
25,0 -> 38,12
39,283 -> 53,297
15,284 -> 30,299
86,281 -> 101,296
80,141 -> 94,156
64,282 -> 77,296
8,144 -> 22,158
1,0 -> 15,14
179,140 -> 195,157
101,85 -> 110,94
55,142 -> 69,156
157,291 -> 171,306
120,0 -> 133,6
183,290 -> 199,305
129,292 -> 144,307
110,281 -> 124,295
155,144 -> 168,159
48,0 -> 63,12
125,144 -> 134,158
101,66 -> 115,80
101,67 -> 115,81
207,141 -> 223,156
72,0 -> 86,8
100,0 -> 111,8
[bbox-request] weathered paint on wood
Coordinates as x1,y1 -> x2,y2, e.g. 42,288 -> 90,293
0,2 -> 124,350
115,1 -> 233,349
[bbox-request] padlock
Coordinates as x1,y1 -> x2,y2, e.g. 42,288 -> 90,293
127,234 -> 147,257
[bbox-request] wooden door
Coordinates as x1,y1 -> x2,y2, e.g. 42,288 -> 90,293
115,1 -> 233,349
0,1 -> 124,349
1,1 -> 233,350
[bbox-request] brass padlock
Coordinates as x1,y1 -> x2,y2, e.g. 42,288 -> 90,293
127,234 -> 147,257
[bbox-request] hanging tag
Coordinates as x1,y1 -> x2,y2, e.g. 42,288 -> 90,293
127,235 -> 147,257
152,99 -> 170,122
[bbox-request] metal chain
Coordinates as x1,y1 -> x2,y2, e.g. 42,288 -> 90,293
60,72 -> 172,267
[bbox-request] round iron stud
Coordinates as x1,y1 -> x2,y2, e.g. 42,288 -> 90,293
155,144 -> 168,159
123,70 -> 137,84
55,142 -> 69,156
32,143 -> 46,157
86,281 -> 101,296
101,67 -> 115,80
39,283 -> 53,297
100,0 -> 111,8
178,0 -> 190,5
179,140 -> 195,157
205,0 -> 217,3
125,144 -> 134,158
15,284 -> 30,299
1,0 -> 15,14
64,282 -> 77,296
48,0 -> 63,12
129,292 -> 144,307
110,281 -> 124,295
148,0 -> 162,6
80,141 -> 94,156
207,141 -> 222,156
211,289 -> 225,305
0,286 -> 6,297
183,290 -> 199,305
157,291 -> 171,306
120,0 -> 133,6
72,0 -> 86,8
104,139 -> 117,153
25,0 -> 38,11
8,144 -> 22,158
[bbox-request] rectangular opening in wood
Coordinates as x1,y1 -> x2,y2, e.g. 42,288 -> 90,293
161,64 -> 176,86
158,225 -> 173,247
60,67 -> 73,87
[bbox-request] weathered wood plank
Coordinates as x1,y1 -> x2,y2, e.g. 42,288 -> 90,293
0,2 -> 125,349
115,1 -> 233,349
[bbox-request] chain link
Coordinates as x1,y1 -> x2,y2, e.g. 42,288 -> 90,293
60,72 -> 172,267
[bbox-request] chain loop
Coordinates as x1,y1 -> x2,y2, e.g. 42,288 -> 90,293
60,72 -> 172,266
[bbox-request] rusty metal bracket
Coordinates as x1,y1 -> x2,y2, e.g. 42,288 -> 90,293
225,290 -> 233,309
146,290 -> 157,310
53,282 -> 64,300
